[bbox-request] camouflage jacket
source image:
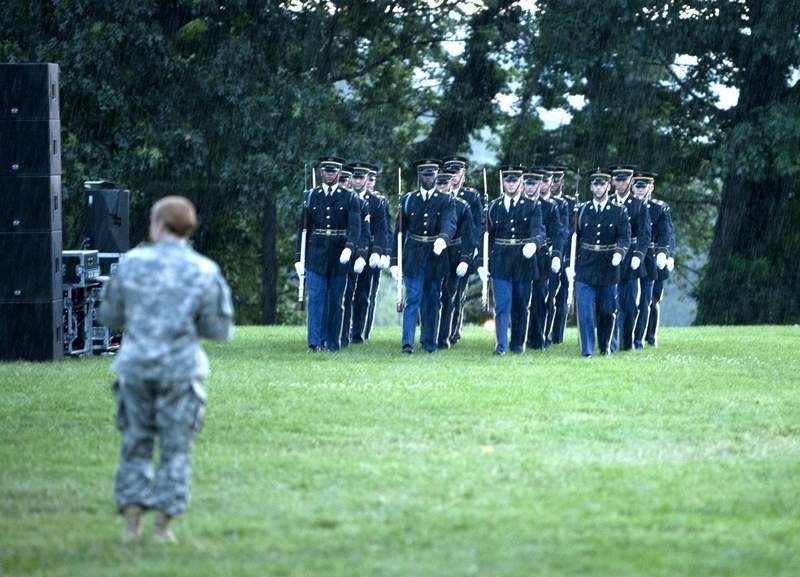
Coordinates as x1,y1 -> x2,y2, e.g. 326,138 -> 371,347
100,238 -> 234,381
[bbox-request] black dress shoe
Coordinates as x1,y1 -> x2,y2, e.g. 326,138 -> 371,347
493,349 -> 506,356
437,341 -> 450,350
511,347 -> 524,354
307,346 -> 319,353
402,345 -> 414,354
351,337 -> 364,345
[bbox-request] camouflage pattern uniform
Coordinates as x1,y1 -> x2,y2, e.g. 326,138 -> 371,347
100,238 -> 234,517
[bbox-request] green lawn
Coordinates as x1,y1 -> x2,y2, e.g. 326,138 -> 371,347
1,325 -> 799,577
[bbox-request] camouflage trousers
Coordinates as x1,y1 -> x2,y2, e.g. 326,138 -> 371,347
113,377 -> 206,517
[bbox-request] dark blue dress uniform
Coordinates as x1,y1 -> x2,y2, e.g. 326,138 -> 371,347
646,197 -> 676,346
575,184 -> 631,356
527,192 -> 565,350
341,164 -> 388,346
438,194 -> 474,348
296,170 -> 362,352
364,191 -> 391,340
609,188 -> 651,352
447,177 -> 484,344
480,178 -> 545,354
633,175 -> 671,348
551,190 -> 577,344
392,178 -> 457,353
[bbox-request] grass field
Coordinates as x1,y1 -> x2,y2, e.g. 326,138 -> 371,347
1,325 -> 799,577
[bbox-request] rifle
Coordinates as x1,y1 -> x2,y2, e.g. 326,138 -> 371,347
396,167 -> 405,313
481,168 -> 490,311
298,169 -> 317,310
567,169 -> 580,316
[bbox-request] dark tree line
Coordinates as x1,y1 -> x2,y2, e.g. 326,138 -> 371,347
2,0 -> 798,324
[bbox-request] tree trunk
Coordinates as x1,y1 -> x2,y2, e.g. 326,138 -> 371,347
260,191 -> 278,324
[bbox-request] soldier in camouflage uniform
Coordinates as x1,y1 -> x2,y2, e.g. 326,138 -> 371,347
100,196 -> 234,544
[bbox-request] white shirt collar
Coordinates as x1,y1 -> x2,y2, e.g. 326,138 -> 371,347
504,194 -> 519,211
594,197 -> 609,212
323,184 -> 338,195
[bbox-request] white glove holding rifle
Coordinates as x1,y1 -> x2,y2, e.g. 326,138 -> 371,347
390,265 -> 402,282
294,262 -> 304,277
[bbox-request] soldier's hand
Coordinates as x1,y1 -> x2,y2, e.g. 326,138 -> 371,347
294,261 -> 304,277
656,252 -> 667,270
390,265 -> 402,281
339,247 -> 352,264
565,266 -> 575,283
522,242 -> 537,259
353,257 -> 366,274
477,266 -> 488,282
456,262 -> 469,278
380,255 -> 390,270
433,238 -> 447,256
611,252 -> 623,267
667,256 -> 675,272
551,256 -> 562,274
631,255 -> 641,270
369,253 -> 381,269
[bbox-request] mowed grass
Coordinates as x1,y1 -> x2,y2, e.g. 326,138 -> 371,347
1,325 -> 799,577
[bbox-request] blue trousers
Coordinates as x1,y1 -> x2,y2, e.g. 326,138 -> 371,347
340,272 -> 358,347
363,268 -> 381,341
551,268 -> 570,344
576,281 -> 618,356
611,277 -> 640,352
633,278 -> 655,349
306,270 -> 347,351
449,275 -> 470,343
646,279 -> 665,346
493,278 -> 532,353
544,270 -> 561,346
527,278 -> 548,350
402,267 -> 442,352
438,272 -> 460,347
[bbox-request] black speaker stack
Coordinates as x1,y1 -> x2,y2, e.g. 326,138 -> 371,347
0,63 -> 64,361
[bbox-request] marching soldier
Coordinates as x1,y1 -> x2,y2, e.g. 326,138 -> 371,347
523,168 -> 565,350
437,168 -> 475,349
441,155 -> 484,345
608,163 -> 651,351
570,168 -> 631,356
363,166 -> 391,341
341,162 -> 387,345
631,171 -> 672,349
100,196 -> 234,543
390,159 -> 456,353
646,182 -> 676,347
478,165 -> 545,355
548,165 -> 576,345
294,156 -> 362,352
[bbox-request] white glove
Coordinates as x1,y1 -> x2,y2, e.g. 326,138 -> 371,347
565,266 -> 575,283
522,242 -> 537,259
380,254 -> 390,270
477,266 -> 488,282
294,261 -> 304,277
433,237 -> 447,256
656,252 -> 667,270
390,265 -> 402,282
667,257 -> 675,272
631,255 -> 641,270
551,256 -> 561,274
339,247 -> 352,264
369,253 -> 381,269
456,262 -> 469,278
611,252 -> 622,267
353,257 -> 366,274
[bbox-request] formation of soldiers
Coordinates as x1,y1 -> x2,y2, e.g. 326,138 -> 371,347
295,156 -> 676,356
